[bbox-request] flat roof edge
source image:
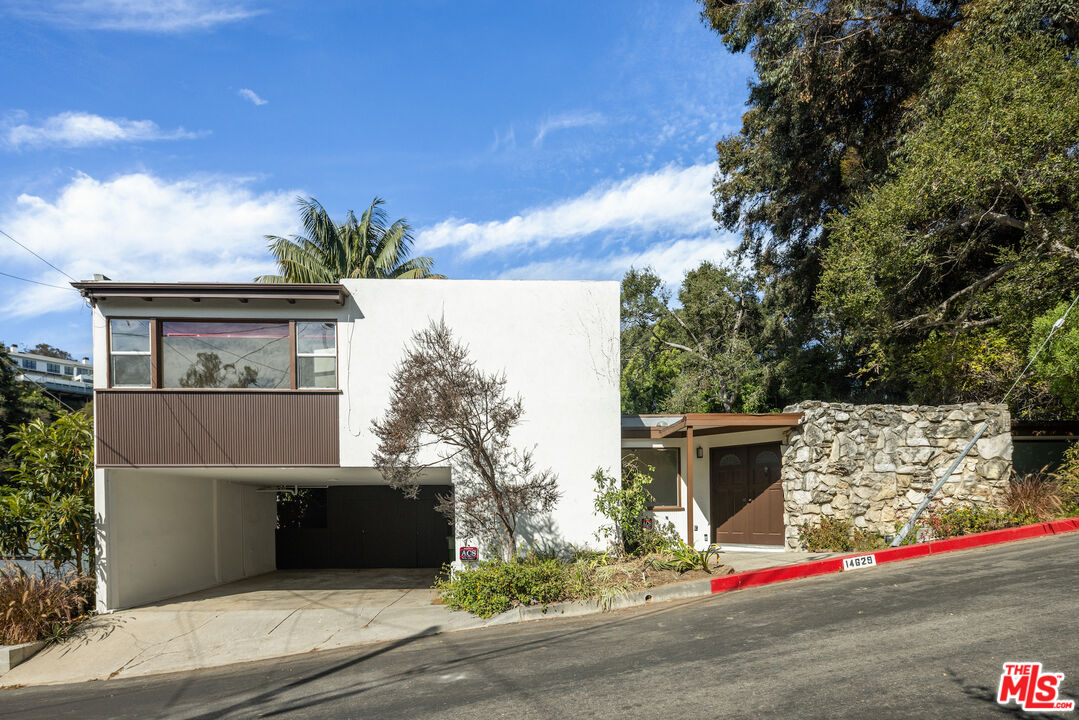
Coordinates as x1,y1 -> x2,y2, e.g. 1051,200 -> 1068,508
71,282 -> 349,304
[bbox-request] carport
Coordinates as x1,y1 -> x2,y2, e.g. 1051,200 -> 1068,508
98,466 -> 454,610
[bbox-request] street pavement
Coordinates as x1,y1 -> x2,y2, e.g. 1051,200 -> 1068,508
2,532 -> 1077,719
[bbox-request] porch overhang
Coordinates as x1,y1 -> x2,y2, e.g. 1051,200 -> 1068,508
621,412 -> 803,546
621,412 -> 804,440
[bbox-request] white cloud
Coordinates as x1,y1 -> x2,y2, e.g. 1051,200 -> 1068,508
4,112 -> 204,149
498,236 -> 737,285
0,172 -> 298,317
533,111 -> 606,146
238,88 -> 267,106
6,0 -> 260,32
417,163 -> 715,258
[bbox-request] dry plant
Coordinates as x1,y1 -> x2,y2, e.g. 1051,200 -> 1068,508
1,565 -> 93,645
1003,470 -> 1063,521
372,319 -> 560,561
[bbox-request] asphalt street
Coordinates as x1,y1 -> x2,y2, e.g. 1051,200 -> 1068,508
3,532 -> 1077,719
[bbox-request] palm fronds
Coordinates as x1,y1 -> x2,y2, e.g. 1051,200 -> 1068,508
256,196 -> 441,282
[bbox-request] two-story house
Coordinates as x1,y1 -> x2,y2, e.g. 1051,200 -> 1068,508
7,345 -> 94,406
75,278 -> 621,612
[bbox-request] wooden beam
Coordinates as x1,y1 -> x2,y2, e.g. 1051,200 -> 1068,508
686,425 -> 694,545
650,416 -> 688,439
289,321 -> 298,390
149,318 -> 161,389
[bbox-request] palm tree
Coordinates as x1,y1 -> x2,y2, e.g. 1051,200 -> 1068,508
256,196 -> 441,282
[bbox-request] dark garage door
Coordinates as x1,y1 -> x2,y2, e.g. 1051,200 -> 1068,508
276,485 -> 453,568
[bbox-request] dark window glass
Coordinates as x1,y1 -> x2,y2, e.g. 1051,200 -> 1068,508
622,448 -> 680,507
63,365 -> 74,375
46,362 -> 61,374
111,319 -> 150,352
112,355 -> 152,387
20,358 -> 35,370
161,321 -> 289,389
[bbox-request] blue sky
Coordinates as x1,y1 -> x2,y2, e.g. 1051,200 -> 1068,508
0,0 -> 752,357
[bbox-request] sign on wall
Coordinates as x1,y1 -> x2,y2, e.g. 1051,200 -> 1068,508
459,546 -> 479,562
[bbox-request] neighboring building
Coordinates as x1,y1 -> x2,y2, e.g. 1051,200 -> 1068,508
75,279 -> 621,612
6,345 -> 94,406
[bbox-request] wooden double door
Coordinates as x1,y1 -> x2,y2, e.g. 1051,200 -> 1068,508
710,443 -> 784,546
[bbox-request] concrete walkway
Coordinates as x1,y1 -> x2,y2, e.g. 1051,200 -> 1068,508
1,551 -> 834,687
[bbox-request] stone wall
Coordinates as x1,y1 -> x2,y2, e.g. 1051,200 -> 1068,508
780,402 -> 1012,549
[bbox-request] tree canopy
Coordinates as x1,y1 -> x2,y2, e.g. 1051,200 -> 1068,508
818,30 -> 1079,415
631,0 -> 1079,417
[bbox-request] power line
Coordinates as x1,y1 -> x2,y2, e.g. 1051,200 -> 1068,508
0,270 -> 73,291
0,227 -> 77,283
891,290 -> 1079,546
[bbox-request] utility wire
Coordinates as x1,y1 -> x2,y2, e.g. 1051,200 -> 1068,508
0,227 -> 77,283
0,270 -> 73,291
892,290 -> 1079,546
1002,291 -> 1079,403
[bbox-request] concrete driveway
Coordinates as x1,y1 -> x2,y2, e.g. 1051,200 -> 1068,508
3,535 -> 1076,718
2,569 -> 490,686
2,551 -> 835,687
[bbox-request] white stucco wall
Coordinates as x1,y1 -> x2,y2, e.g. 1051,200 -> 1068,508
622,428 -> 788,549
96,469 -> 275,611
89,279 -> 620,605
337,280 -> 621,556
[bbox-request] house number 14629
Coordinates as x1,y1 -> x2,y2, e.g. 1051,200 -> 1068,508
842,554 -> 877,571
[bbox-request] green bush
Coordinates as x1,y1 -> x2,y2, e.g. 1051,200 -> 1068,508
646,537 -> 722,573
797,517 -> 886,552
925,504 -> 1035,539
592,459 -> 679,558
0,411 -> 94,575
434,558 -> 566,618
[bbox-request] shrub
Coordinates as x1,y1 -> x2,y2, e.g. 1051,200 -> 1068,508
591,459 -> 664,561
797,517 -> 885,552
0,565 -> 93,645
1003,471 -> 1062,521
434,558 -> 566,618
646,538 -> 722,573
924,504 -> 1035,540
1,411 -> 94,575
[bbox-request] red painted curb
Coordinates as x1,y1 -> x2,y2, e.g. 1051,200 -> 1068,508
710,515 -> 1079,595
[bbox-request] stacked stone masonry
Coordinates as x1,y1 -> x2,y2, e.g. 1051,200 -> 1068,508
780,401 -> 1012,549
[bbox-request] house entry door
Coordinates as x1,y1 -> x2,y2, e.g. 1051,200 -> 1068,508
710,443 -> 784,546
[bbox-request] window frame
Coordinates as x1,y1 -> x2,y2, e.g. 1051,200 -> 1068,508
294,321 -> 339,390
622,446 -> 683,512
45,362 -> 62,375
20,358 -> 36,370
108,318 -> 153,388
105,316 -> 340,392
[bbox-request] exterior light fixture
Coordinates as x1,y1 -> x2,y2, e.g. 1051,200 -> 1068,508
696,445 -> 703,459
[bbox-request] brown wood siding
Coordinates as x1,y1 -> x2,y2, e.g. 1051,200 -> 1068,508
95,390 -> 340,466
